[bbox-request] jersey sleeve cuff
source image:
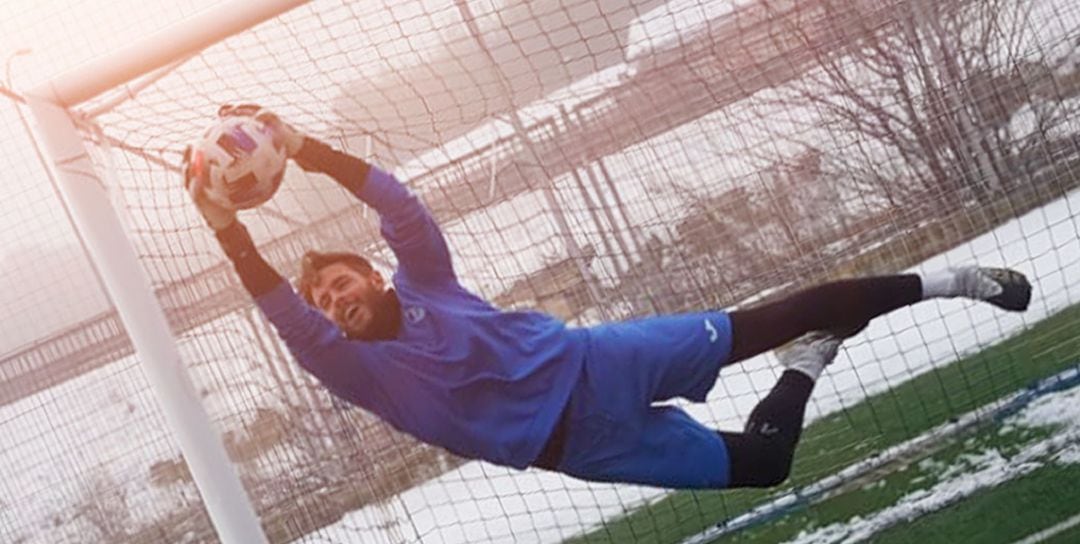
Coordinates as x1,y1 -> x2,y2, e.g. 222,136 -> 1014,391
293,137 -> 371,193
355,166 -> 399,208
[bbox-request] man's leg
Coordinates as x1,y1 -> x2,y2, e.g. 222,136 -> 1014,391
551,401 -> 735,489
547,334 -> 838,489
579,311 -> 734,404
727,267 -> 1031,364
539,317 -> 734,487
720,332 -> 840,487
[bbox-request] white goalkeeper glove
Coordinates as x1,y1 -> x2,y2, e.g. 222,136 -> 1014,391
182,144 -> 237,231
217,103 -> 305,158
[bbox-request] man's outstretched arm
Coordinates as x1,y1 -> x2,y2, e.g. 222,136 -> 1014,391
184,137 -> 342,362
213,220 -> 343,361
214,103 -> 456,285
292,137 -> 456,286
213,220 -> 284,298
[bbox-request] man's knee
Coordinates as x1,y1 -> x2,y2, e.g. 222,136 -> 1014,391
721,432 -> 796,488
751,442 -> 795,487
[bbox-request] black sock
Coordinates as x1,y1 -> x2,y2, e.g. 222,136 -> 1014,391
728,275 -> 921,362
722,371 -> 814,488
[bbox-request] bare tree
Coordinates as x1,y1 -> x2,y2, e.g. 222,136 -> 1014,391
738,0 -> 1080,212
71,471 -> 132,542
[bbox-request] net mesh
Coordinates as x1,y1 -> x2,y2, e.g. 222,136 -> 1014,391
2,0 -> 1080,542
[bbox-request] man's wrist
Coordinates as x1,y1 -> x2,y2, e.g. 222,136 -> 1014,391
208,215 -> 237,232
214,219 -> 257,261
292,137 -> 372,194
292,136 -> 326,172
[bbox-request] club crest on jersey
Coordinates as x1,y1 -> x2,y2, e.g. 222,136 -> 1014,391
405,307 -> 427,324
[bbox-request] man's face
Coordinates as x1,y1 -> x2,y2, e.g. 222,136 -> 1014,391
309,262 -> 386,338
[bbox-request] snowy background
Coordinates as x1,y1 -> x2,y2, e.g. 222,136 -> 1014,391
1,0 -> 1079,542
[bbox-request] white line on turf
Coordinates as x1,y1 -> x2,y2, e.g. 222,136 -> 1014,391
1013,512 -> 1080,544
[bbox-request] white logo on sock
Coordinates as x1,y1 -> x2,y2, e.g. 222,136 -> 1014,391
704,318 -> 718,343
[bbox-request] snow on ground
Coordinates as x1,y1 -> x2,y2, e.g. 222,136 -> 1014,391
0,190 -> 1075,544
295,188 -> 1080,543
0,190 -> 1074,543
782,381 -> 1080,544
0,316 -> 289,543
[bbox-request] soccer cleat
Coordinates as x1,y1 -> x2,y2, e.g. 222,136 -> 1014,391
778,332 -> 842,381
955,266 -> 1032,312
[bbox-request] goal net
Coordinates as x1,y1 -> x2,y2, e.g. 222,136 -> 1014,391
3,0 -> 1080,542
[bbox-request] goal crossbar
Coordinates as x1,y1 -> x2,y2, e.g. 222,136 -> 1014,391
31,0 -> 310,108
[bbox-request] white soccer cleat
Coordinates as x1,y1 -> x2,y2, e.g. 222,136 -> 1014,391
954,266 -> 1032,312
778,332 -> 842,381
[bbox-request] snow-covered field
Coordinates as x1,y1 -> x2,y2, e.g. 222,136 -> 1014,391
784,377 -> 1080,544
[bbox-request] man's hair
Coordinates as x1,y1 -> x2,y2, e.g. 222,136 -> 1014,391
297,250 -> 374,306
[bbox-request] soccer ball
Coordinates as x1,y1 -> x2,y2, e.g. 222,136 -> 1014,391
186,115 -> 288,210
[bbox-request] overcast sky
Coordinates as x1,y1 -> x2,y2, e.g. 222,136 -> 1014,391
0,0 -> 227,355
11,0 -> 1064,356
2,0 -> 1072,360
0,0 -> 745,356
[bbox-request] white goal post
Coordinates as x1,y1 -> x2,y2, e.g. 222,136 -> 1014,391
24,1 -> 311,542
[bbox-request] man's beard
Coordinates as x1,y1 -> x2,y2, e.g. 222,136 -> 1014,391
346,289 -> 401,341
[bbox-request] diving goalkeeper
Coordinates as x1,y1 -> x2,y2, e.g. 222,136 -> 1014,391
185,105 -> 1031,489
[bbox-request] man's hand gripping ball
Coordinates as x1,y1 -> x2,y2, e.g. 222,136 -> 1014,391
183,104 -> 305,230
217,103 -> 305,157
183,143 -> 237,231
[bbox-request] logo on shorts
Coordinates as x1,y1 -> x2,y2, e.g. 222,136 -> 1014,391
704,318 -> 718,343
758,423 -> 780,436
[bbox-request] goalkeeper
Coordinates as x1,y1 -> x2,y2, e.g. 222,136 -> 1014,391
185,105 -> 1032,489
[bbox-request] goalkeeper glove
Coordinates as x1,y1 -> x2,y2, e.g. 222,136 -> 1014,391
182,144 -> 237,231
217,103 -> 305,158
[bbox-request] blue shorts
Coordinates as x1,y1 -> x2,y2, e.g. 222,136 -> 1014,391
553,311 -> 734,489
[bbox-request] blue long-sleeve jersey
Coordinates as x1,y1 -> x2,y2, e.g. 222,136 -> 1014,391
254,167 -> 587,468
